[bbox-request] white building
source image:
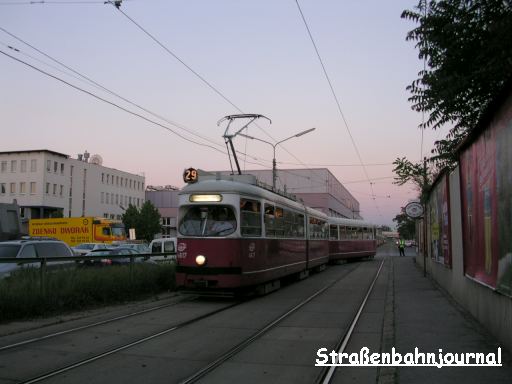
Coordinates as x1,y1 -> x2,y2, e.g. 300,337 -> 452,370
0,150 -> 145,221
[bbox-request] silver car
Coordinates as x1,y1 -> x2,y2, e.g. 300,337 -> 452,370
0,239 -> 75,279
71,243 -> 109,256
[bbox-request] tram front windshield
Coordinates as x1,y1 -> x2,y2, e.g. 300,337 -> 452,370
179,205 -> 237,237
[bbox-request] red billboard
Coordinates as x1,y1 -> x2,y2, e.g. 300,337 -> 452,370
460,101 -> 512,295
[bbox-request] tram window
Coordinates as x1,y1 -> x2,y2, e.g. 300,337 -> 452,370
240,199 -> 261,237
330,225 -> 338,240
283,209 -> 294,238
264,204 -> 276,237
179,205 -> 236,237
339,226 -> 348,240
296,213 -> 305,238
274,207 -> 285,237
309,217 -> 326,239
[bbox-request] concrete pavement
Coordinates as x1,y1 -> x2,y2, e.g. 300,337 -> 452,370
380,243 -> 512,383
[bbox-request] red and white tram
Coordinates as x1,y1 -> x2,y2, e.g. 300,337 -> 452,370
175,172 -> 376,293
328,217 -> 377,262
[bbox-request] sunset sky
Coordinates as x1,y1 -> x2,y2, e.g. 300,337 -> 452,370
0,0 -> 448,227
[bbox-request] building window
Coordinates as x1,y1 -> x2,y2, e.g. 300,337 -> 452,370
106,193 -> 110,204
116,176 -> 119,186
20,160 -> 27,173
115,194 -> 119,204
30,182 -> 36,194
101,173 -> 104,183
53,184 -> 57,195
0,183 -> 5,194
104,213 -> 108,218
60,163 -> 64,174
47,160 -> 51,172
10,160 -> 17,173
46,182 -> 50,194
101,192 -> 104,204
53,161 -> 58,173
19,182 -> 26,194
1,161 -> 6,173
107,174 -> 110,184
10,183 -> 16,194
60,185 -> 63,197
31,159 -> 37,172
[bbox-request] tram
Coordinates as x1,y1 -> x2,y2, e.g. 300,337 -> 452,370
175,171 -> 376,293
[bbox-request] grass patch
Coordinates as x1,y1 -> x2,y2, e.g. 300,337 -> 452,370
0,264 -> 175,323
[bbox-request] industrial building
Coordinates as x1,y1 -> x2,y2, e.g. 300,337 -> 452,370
0,149 -> 145,222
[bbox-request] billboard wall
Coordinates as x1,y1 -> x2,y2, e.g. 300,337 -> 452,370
460,101 -> 512,296
428,174 -> 451,267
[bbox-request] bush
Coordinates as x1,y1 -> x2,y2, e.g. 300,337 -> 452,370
0,264 -> 175,323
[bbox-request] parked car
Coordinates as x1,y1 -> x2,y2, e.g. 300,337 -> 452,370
149,238 -> 176,262
117,243 -> 150,254
71,242 -> 109,256
82,247 -> 154,266
0,239 -> 75,279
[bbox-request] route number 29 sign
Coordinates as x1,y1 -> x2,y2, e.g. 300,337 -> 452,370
183,168 -> 199,183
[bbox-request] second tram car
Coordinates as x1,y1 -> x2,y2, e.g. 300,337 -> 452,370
175,172 -> 376,293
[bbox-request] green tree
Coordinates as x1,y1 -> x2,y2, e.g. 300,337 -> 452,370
122,204 -> 140,235
393,212 -> 416,240
137,201 -> 162,243
392,157 -> 434,203
402,0 -> 512,167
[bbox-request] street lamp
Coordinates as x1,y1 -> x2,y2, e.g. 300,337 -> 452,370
239,127 -> 316,190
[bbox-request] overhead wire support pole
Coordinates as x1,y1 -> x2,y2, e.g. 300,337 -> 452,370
218,114 -> 271,176
239,128 -> 316,190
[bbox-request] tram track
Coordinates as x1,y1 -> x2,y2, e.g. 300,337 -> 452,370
0,293 -> 197,352
315,258 -> 386,384
180,259 -> 385,384
19,301 -> 242,384
1,260 -> 370,384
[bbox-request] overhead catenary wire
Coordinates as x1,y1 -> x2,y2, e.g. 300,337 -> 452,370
0,26 -> 227,154
106,1 -> 323,186
294,0 -> 382,217
0,27 -> 280,168
0,48 -> 275,169
0,1 -> 109,5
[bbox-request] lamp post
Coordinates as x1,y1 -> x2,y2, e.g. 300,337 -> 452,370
239,127 -> 316,190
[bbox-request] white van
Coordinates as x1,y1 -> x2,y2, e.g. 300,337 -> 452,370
149,237 -> 176,262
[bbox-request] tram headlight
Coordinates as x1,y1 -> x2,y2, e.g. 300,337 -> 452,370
195,255 -> 207,266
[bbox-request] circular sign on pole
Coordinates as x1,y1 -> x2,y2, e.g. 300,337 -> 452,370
183,168 -> 198,184
405,201 -> 424,219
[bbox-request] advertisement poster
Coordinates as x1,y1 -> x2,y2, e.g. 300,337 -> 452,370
460,108 -> 512,296
496,120 -> 512,296
428,175 -> 451,267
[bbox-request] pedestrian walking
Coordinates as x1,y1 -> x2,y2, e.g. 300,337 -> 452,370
398,238 -> 405,257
